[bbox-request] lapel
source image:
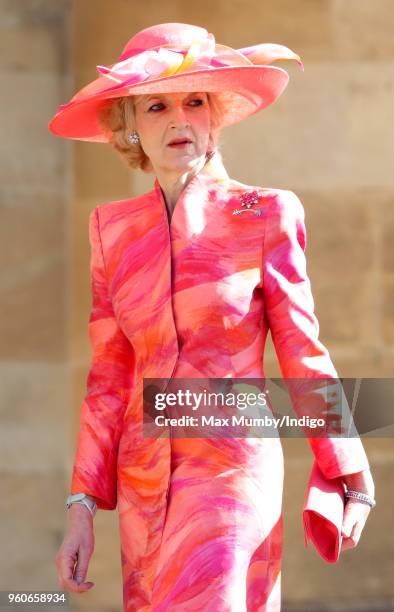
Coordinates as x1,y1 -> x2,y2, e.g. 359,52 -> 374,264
100,152 -> 270,383
153,151 -> 231,239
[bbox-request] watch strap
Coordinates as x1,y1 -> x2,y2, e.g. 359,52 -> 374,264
66,493 -> 97,516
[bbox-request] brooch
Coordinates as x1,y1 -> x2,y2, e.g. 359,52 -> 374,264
232,190 -> 265,216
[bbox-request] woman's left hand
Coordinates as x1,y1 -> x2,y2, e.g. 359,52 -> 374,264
340,469 -> 375,551
340,498 -> 371,550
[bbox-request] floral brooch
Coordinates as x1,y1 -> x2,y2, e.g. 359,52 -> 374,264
232,190 -> 265,216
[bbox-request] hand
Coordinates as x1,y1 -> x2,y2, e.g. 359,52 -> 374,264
55,504 -> 95,593
340,469 -> 375,552
341,498 -> 371,551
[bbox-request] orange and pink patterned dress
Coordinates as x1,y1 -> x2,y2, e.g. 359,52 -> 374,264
70,153 -> 370,610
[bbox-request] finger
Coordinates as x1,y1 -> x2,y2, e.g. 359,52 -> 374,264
341,537 -> 356,551
57,550 -> 94,593
57,569 -> 94,592
341,504 -> 357,538
341,521 -> 358,551
351,518 -> 365,544
342,516 -> 368,551
62,577 -> 95,593
73,547 -> 92,586
342,500 -> 370,536
64,555 -> 95,593
55,549 -> 77,587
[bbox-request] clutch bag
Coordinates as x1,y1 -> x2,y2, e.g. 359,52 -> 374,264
302,459 -> 346,563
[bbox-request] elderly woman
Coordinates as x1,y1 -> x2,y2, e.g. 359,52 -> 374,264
50,23 -> 375,611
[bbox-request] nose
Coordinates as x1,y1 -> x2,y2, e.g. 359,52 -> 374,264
169,102 -> 190,127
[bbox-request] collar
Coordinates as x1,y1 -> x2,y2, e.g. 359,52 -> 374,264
153,150 -> 231,203
153,151 -> 233,235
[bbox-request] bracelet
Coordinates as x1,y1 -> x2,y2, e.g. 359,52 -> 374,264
345,488 -> 376,508
66,493 -> 97,516
70,499 -> 96,516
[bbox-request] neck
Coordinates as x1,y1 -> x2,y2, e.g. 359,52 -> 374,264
155,151 -> 228,213
155,156 -> 208,213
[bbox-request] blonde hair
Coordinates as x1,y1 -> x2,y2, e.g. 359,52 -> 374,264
98,93 -> 225,173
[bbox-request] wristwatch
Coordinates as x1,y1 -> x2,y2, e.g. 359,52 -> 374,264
66,493 -> 97,517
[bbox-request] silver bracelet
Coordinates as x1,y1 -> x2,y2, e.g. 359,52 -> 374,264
345,488 -> 376,508
66,493 -> 97,516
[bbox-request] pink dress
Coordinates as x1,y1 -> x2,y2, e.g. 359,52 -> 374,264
70,154 -> 370,610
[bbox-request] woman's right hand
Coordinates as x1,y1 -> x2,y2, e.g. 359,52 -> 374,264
55,504 -> 95,593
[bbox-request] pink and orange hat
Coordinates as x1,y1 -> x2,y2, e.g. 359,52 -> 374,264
48,22 -> 303,143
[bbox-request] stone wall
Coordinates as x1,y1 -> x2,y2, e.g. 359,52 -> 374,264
0,0 -> 73,602
1,1 -> 393,610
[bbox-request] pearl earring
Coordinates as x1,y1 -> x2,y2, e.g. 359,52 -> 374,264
128,130 -> 140,144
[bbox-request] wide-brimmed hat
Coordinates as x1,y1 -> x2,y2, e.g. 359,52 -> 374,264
48,22 -> 303,142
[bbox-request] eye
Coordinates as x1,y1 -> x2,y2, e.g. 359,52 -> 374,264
147,102 -> 165,112
188,98 -> 204,106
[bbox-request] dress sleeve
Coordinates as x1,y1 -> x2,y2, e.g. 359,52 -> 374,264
70,206 -> 136,510
262,190 -> 370,480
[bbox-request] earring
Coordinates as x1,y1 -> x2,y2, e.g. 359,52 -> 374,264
128,130 -> 140,145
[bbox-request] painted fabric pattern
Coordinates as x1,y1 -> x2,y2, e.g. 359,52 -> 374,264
70,157 -> 370,610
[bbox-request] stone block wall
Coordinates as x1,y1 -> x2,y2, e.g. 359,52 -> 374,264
1,1 -> 393,610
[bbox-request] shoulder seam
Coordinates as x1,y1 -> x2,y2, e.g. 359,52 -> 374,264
95,188 -> 156,211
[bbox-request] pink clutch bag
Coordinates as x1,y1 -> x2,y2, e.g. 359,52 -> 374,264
302,459 -> 346,563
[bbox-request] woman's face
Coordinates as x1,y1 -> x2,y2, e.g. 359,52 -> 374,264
133,91 -> 211,174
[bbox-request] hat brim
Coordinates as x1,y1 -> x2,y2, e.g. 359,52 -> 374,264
48,65 -> 289,142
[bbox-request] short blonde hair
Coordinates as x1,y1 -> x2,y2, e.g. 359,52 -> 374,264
98,93 -> 225,173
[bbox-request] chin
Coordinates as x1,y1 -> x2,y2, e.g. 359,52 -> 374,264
170,153 -> 206,170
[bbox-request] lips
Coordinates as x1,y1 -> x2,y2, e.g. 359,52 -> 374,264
168,138 -> 192,145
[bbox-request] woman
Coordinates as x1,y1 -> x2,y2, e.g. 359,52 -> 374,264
50,23 -> 376,611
